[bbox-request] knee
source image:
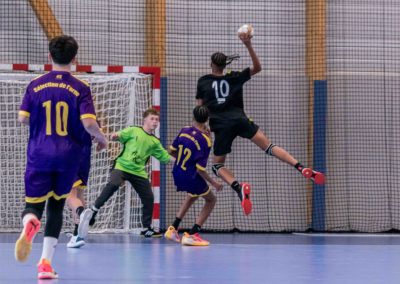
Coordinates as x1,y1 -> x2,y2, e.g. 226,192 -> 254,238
44,198 -> 66,238
212,163 -> 225,177
47,198 -> 65,217
265,143 -> 276,156
205,192 -> 217,205
23,202 -> 45,220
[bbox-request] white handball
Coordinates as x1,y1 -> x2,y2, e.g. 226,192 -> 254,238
237,24 -> 254,36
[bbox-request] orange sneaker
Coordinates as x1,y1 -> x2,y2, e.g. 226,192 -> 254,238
181,232 -> 209,246
301,168 -> 325,185
240,183 -> 252,215
15,217 -> 41,262
38,258 -> 58,279
164,226 -> 181,243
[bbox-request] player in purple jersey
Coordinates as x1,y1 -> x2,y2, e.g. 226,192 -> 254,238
196,32 -> 325,216
14,35 -> 107,280
164,106 -> 222,246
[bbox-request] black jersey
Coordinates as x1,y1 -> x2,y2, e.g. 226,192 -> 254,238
196,67 -> 251,121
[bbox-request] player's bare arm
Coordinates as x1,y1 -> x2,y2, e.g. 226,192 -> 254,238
239,34 -> 262,76
82,118 -> 107,150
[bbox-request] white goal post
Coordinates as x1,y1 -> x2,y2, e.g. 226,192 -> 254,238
0,64 -> 162,233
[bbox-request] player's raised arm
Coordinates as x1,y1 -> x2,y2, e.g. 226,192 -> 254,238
239,31 -> 261,76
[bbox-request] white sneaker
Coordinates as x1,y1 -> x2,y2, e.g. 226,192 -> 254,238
78,208 -> 93,239
67,235 -> 85,248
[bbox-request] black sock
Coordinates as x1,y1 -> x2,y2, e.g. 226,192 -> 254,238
231,181 -> 242,200
89,205 -> 99,226
172,217 -> 182,230
294,162 -> 304,173
189,224 -> 201,235
73,223 -> 79,236
76,206 -> 84,217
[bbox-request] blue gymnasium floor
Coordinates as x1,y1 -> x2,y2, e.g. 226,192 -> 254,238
1,233 -> 400,284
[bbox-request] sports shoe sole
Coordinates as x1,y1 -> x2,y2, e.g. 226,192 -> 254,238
241,183 -> 252,216
181,238 -> 209,246
78,209 -> 93,239
302,168 -> 325,185
67,239 -> 85,248
141,233 -> 163,238
38,271 -> 59,279
15,218 -> 41,262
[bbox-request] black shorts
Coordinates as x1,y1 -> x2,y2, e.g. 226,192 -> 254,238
211,116 -> 259,156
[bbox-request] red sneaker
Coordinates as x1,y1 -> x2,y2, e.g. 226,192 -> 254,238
15,217 -> 41,262
240,183 -> 252,215
38,258 -> 58,279
301,168 -> 325,185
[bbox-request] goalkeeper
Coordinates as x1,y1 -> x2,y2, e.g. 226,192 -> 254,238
80,108 -> 174,237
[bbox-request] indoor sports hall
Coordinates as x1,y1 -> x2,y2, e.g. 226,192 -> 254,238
1,1 -> 400,283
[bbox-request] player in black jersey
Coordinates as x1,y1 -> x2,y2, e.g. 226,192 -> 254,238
196,32 -> 325,216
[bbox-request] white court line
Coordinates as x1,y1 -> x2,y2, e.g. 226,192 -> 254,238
293,232 -> 400,237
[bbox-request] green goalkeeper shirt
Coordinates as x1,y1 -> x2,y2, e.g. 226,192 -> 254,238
114,126 -> 170,179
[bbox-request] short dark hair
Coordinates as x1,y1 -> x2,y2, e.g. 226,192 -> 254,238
143,108 -> 160,119
49,35 -> 78,65
193,105 -> 209,123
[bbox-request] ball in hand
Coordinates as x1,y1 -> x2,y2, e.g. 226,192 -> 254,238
237,24 -> 254,37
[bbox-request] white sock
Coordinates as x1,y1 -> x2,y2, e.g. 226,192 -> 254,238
22,213 -> 37,227
40,237 -> 58,262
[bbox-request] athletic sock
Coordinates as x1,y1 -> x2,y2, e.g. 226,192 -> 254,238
294,162 -> 304,173
89,205 -> 99,226
73,224 -> 79,236
189,224 -> 201,235
76,206 -> 84,217
172,217 -> 182,230
40,237 -> 58,263
231,181 -> 242,200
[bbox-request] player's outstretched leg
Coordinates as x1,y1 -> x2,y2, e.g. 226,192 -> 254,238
79,178 -> 122,238
251,130 -> 326,185
15,213 -> 41,262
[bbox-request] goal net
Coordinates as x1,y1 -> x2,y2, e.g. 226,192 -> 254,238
0,71 -> 153,233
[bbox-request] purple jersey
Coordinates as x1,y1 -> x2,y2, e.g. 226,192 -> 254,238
19,71 -> 96,171
171,126 -> 212,193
